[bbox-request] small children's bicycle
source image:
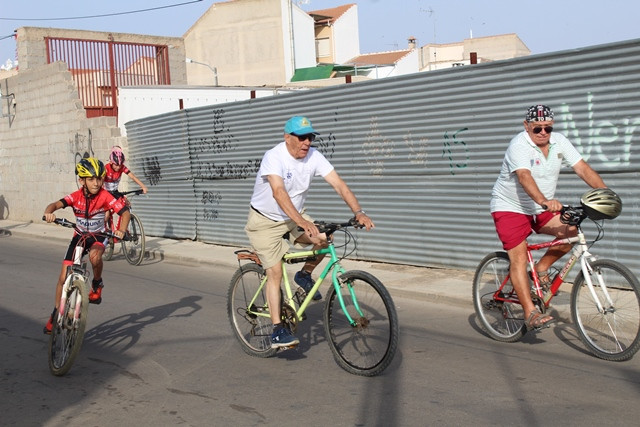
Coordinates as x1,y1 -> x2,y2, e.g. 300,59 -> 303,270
44,217 -> 128,376
103,189 -> 145,265
227,218 -> 399,376
473,203 -> 640,361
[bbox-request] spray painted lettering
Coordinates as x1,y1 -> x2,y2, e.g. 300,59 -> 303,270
70,129 -> 94,164
194,157 -> 261,180
192,108 -> 238,154
143,156 -> 162,186
362,117 -> 394,176
557,93 -> 635,168
313,133 -> 336,159
404,131 -> 429,166
442,127 -> 469,175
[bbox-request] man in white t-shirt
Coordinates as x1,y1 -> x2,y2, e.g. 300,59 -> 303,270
246,116 -> 374,348
490,105 -> 606,330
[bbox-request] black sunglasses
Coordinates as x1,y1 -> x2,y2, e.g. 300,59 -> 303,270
532,126 -> 553,134
292,133 -> 315,142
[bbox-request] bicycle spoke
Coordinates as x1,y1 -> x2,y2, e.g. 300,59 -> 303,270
324,271 -> 398,376
572,259 -> 640,361
227,263 -> 277,358
473,252 -> 526,342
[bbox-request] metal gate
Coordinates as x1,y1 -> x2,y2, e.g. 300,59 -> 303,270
46,37 -> 171,118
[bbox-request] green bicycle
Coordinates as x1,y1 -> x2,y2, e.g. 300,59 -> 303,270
227,218 -> 399,376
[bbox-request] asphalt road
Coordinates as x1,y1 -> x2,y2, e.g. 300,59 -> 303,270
2,233 -> 640,426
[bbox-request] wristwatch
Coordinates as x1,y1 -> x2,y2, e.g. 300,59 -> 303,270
354,210 -> 366,216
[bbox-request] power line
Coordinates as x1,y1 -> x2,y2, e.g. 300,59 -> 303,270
0,0 -> 203,21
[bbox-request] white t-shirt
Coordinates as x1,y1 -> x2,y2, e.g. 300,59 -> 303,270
490,131 -> 583,215
250,141 -> 334,221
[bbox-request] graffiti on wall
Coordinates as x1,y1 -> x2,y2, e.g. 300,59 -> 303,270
313,133 -> 336,159
557,93 -> 636,169
362,117 -> 394,176
191,108 -> 261,180
442,127 -> 469,175
143,156 -> 162,186
193,109 -> 239,154
201,190 -> 222,221
404,131 -> 429,167
69,129 -> 94,163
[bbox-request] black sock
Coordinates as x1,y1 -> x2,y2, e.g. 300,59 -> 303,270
273,323 -> 283,332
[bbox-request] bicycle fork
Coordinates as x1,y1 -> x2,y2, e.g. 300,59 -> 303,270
57,246 -> 85,329
580,251 -> 615,314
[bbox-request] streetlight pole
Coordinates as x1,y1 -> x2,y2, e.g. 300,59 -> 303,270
185,57 -> 218,86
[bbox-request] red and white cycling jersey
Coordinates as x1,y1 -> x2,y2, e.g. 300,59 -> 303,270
104,162 -> 131,192
62,188 -> 127,233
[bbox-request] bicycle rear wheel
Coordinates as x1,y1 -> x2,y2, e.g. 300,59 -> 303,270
571,259 -> 640,361
122,213 -> 145,266
472,252 -> 526,342
324,270 -> 398,376
227,263 -> 278,358
48,278 -> 89,376
103,237 -> 115,260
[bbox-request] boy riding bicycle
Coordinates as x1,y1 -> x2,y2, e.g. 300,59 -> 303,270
42,158 -> 130,334
103,145 -> 148,232
104,146 -> 148,198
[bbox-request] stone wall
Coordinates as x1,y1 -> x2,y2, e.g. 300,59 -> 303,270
0,62 -> 127,222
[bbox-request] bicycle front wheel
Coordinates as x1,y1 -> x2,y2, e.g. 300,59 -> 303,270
227,263 -> 278,358
324,270 -> 398,376
571,259 -> 640,361
48,278 -> 89,376
122,213 -> 145,266
472,252 -> 526,342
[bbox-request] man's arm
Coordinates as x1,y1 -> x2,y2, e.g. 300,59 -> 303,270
572,160 -> 606,188
514,169 -> 563,212
323,170 -> 374,230
267,175 -> 319,237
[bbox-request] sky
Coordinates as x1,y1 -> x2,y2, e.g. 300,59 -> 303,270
1,0 -> 639,67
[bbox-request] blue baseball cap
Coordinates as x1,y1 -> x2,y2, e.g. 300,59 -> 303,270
284,116 -> 319,135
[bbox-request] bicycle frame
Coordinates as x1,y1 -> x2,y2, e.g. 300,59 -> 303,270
246,236 -> 363,326
499,223 -> 613,314
56,243 -> 89,328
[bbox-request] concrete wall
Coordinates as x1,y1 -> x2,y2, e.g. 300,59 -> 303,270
183,0 -> 313,86
333,5 -> 360,64
0,62 -> 127,221
15,27 -> 187,84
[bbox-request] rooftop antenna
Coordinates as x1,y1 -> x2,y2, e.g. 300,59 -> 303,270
420,7 -> 437,44
420,7 -> 437,66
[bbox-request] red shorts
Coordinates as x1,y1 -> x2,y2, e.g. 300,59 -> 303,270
491,211 -> 557,251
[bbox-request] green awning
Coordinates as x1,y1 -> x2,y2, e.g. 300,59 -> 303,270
290,65 -> 334,82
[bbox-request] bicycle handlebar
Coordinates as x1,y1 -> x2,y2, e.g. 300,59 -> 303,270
43,216 -> 131,240
540,204 -> 587,226
298,217 -> 363,236
119,189 -> 144,197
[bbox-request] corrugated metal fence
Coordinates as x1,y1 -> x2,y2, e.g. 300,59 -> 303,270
125,39 -> 640,275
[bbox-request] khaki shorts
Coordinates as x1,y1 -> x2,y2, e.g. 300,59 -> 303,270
244,208 -> 313,269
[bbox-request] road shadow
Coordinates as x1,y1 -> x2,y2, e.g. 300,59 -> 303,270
85,295 -> 203,353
